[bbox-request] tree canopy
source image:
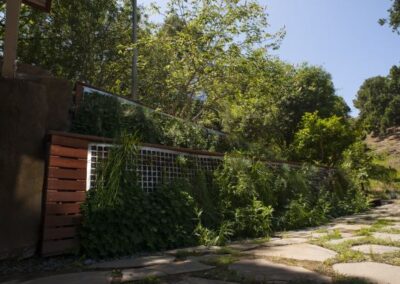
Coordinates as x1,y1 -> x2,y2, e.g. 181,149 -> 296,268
292,112 -> 355,167
380,0 -> 400,33
1,0 -> 353,162
354,65 -> 400,135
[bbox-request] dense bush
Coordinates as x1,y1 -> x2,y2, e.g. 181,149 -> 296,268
79,135 -> 370,259
291,112 -> 355,167
214,155 -> 369,232
79,134 -> 198,258
71,93 -> 227,151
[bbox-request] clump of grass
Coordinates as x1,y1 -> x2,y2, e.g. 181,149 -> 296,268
329,247 -> 366,264
325,230 -> 342,240
332,276 -> 375,284
174,249 -> 203,260
192,267 -> 247,283
312,229 -> 342,243
249,237 -> 271,244
215,247 -> 239,255
201,255 -> 238,267
355,219 -> 396,236
372,219 -> 395,230
318,234 -> 400,266
381,227 -> 400,234
356,228 -> 373,236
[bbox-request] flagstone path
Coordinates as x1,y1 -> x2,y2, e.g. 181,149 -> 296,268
2,200 -> 400,284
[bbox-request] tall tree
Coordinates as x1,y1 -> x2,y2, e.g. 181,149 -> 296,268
133,0 -> 284,119
354,65 -> 400,135
380,0 -> 400,33
217,62 -> 350,153
275,65 -> 350,145
1,0 -> 132,86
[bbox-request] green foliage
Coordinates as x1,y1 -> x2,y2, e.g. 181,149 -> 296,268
194,216 -> 233,246
380,0 -> 400,33
341,141 -> 398,195
292,112 -> 356,166
71,92 -> 225,151
215,61 -> 350,154
186,172 -> 222,229
232,199 -> 273,238
0,0 -> 132,86
135,0 -> 283,118
81,180 -> 198,258
80,135 -> 198,258
276,65 -> 350,145
279,195 -> 330,229
354,65 -> 400,135
215,155 -> 369,232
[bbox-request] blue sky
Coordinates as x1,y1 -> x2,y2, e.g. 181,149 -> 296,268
146,0 -> 400,116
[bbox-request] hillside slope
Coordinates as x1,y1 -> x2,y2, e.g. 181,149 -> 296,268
366,127 -> 400,196
366,127 -> 400,170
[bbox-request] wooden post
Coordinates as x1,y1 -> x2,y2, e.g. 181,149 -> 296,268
2,0 -> 22,79
131,0 -> 138,100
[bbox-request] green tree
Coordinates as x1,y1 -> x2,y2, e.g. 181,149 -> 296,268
1,0 -> 133,87
276,65 -> 350,145
214,61 -> 350,156
379,0 -> 400,33
354,65 -> 400,135
134,0 -> 284,118
292,112 -> 355,167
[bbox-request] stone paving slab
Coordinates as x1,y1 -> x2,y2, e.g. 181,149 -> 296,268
166,246 -> 221,256
176,277 -> 238,284
389,224 -> 400,230
373,232 -> 400,242
326,236 -> 364,245
310,232 -> 328,239
381,216 -> 400,222
263,237 -> 309,247
351,244 -> 400,254
333,262 -> 400,284
226,243 -> 260,251
2,271 -> 111,284
121,267 -> 166,282
248,243 -> 337,262
152,260 -> 214,275
279,230 -> 313,238
90,255 -> 175,269
229,259 -> 331,283
330,223 -> 370,231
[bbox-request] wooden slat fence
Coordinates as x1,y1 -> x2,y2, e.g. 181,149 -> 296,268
41,135 -> 89,256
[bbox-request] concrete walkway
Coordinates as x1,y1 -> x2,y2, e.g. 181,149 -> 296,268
3,200 -> 400,284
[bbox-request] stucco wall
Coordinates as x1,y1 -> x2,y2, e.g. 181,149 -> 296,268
0,73 -> 71,259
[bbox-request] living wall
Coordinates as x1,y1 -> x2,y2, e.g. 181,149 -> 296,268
71,92 -> 228,152
79,134 -> 370,259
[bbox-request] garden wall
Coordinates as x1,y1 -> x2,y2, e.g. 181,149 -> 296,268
41,131 -> 333,256
40,131 -> 224,256
0,68 -> 72,259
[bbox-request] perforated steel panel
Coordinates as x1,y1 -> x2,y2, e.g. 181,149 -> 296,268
87,144 -> 222,193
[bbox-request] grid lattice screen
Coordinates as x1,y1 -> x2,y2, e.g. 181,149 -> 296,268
87,144 -> 222,193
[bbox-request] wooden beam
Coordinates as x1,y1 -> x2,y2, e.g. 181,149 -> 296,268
1,0 -> 22,78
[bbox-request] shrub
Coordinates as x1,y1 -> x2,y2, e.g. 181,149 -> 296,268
79,134 -> 198,258
215,156 -> 275,238
278,193 -> 331,230
232,199 -> 273,238
215,154 -> 369,232
71,92 -> 225,151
